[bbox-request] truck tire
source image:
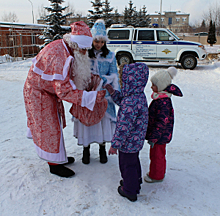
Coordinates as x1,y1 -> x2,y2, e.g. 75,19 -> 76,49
117,54 -> 133,65
181,54 -> 197,70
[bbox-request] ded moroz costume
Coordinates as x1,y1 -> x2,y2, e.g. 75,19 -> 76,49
23,21 -> 107,177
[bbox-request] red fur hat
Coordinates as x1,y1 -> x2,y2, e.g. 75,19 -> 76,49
69,21 -> 93,49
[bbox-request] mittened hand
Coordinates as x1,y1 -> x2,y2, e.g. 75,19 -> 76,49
103,84 -> 115,95
108,146 -> 118,155
96,90 -> 106,103
86,74 -> 101,91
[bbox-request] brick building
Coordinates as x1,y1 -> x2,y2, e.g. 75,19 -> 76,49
149,11 -> 190,33
0,22 -> 45,58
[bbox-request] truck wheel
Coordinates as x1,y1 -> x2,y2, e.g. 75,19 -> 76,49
117,54 -> 133,65
181,54 -> 197,70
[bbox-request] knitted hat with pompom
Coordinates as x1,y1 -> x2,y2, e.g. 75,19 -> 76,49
151,67 -> 177,92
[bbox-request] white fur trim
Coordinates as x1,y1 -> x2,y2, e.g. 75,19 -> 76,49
93,35 -> 109,42
32,56 -> 74,81
69,80 -> 77,90
95,19 -> 106,25
81,91 -> 97,111
62,39 -> 70,54
70,35 -> 93,49
96,79 -> 104,91
102,73 -> 120,91
96,52 -> 115,63
26,127 -> 32,139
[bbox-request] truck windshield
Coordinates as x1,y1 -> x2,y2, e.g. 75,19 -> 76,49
167,29 -> 180,40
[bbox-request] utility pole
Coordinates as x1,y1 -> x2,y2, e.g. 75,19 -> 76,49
159,0 -> 162,27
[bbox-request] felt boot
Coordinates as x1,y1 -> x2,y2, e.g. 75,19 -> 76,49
82,145 -> 90,164
49,164 -> 75,178
99,144 -> 108,164
63,157 -> 75,165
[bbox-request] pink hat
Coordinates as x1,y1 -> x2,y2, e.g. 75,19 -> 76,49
70,21 -> 93,49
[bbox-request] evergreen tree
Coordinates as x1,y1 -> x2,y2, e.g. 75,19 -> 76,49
123,7 -> 129,25
123,3 -> 150,27
102,0 -> 114,28
113,9 -> 120,24
123,1 -> 135,26
139,5 -> 151,27
207,20 -> 217,46
39,0 -> 72,49
87,0 -> 103,28
199,19 -> 207,32
201,20 -> 206,28
132,7 -> 138,27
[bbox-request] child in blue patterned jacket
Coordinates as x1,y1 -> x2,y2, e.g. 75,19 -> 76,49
144,67 -> 183,183
104,62 -> 149,202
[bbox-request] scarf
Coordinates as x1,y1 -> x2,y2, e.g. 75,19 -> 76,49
151,91 -> 172,100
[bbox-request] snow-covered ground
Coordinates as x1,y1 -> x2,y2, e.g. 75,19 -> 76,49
0,45 -> 220,216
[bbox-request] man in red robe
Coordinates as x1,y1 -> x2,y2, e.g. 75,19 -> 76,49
23,21 -> 107,178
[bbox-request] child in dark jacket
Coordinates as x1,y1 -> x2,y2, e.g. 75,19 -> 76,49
104,62 -> 149,202
144,67 -> 183,183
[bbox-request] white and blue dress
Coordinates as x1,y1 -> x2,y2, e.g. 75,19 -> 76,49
73,50 -> 120,146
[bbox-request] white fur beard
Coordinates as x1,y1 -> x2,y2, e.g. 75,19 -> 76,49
72,50 -> 91,90
63,33 -> 91,90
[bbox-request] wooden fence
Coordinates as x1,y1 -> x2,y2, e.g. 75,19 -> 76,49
0,29 -> 44,61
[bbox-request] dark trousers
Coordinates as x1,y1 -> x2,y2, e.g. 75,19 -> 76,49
119,151 -> 142,195
149,144 -> 166,180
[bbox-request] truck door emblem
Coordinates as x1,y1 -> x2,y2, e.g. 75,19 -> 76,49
162,49 -> 171,54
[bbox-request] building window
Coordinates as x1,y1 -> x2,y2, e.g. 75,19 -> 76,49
168,17 -> 172,25
176,18 -> 180,22
161,18 -> 164,22
182,17 -> 187,22
154,18 -> 158,22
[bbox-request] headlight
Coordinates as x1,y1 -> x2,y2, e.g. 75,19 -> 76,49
198,45 -> 205,50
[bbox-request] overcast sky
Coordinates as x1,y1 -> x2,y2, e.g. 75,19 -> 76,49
0,0 -> 218,25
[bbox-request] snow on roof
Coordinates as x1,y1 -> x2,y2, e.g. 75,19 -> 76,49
0,21 -> 70,30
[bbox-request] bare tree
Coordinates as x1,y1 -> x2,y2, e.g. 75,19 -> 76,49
37,2 -> 76,21
38,4 -> 49,19
65,1 -> 75,15
2,12 -> 19,22
202,3 -> 220,35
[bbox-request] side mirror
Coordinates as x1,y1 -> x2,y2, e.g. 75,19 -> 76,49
169,36 -> 175,41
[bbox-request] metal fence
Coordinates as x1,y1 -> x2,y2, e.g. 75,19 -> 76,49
0,29 -> 44,62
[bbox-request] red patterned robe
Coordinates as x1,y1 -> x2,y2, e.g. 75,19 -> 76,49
23,39 -> 106,163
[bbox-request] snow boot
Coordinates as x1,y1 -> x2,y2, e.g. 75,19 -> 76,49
99,144 -> 108,164
82,145 -> 90,164
120,178 -> 142,193
144,173 -> 164,183
49,164 -> 75,178
63,157 -> 75,165
118,186 -> 137,202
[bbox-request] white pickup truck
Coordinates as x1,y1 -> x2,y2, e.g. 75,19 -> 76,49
106,26 -> 207,70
